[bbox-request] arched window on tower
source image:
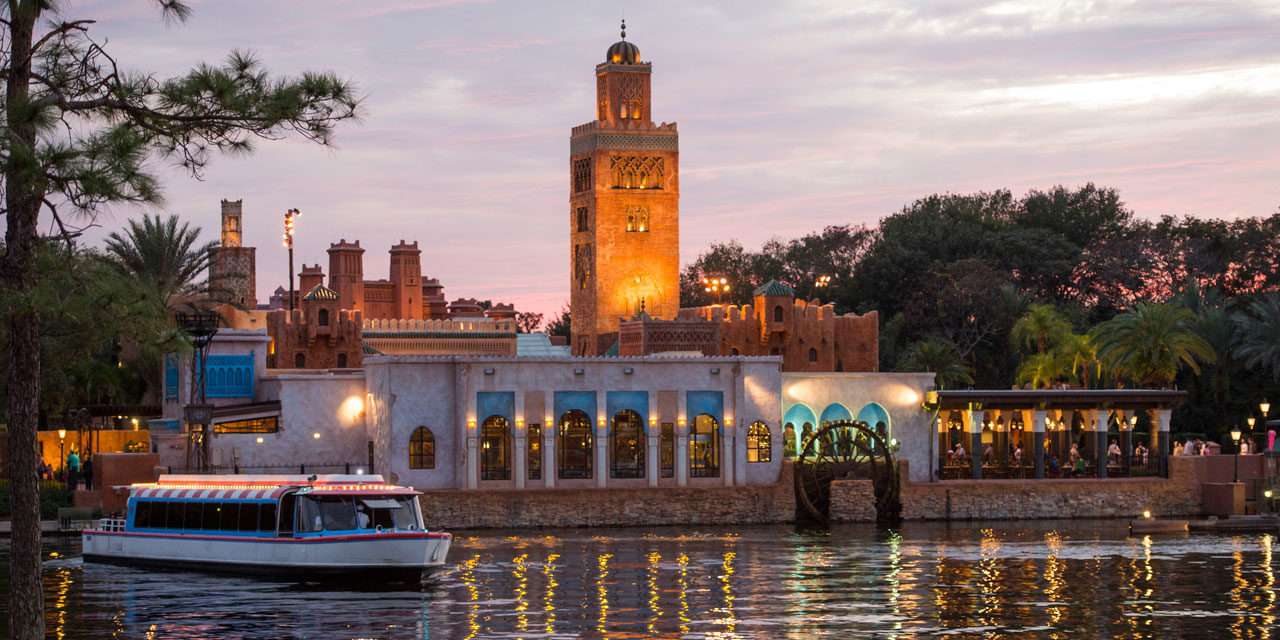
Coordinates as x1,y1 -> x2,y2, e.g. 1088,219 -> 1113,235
773,305 -> 784,322
808,348 -> 818,363
337,353 -> 348,368
294,353 -> 305,368
318,308 -> 330,327
747,422 -> 772,463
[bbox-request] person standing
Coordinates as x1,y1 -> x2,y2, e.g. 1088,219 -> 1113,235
66,449 -> 81,490
81,455 -> 94,491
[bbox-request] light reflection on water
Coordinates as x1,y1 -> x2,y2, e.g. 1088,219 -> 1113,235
1,521 -> 1277,638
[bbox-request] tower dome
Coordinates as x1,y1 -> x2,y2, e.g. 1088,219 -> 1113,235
605,20 -> 640,64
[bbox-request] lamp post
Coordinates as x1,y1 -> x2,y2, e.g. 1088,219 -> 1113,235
701,276 -> 730,304
1231,427 -> 1242,483
57,428 -> 67,479
283,208 -> 301,311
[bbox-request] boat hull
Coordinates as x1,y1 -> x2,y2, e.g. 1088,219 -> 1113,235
82,530 -> 451,578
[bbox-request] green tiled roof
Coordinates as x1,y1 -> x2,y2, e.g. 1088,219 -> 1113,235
753,279 -> 795,297
302,284 -> 339,301
361,344 -> 383,355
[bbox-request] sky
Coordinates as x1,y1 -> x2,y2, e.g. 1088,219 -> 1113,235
58,0 -> 1280,318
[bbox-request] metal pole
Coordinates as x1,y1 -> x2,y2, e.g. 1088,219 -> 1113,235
288,243 -> 295,312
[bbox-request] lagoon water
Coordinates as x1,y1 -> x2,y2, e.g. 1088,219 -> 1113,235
1,520 -> 1275,638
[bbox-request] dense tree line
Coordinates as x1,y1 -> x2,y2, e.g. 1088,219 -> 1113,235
682,184 -> 1280,438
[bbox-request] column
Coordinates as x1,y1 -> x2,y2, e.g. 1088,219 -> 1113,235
596,393 -> 609,488
514,395 -> 526,489
465,428 -> 478,490
1093,410 -> 1108,479
969,409 -> 984,480
1120,414 -> 1133,477
676,394 -> 689,486
1032,409 -> 1047,479
1156,408 -> 1172,478
647,395 -> 659,487
545,399 -> 555,488
722,420 -> 735,488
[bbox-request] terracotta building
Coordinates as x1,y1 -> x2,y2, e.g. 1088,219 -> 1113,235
618,280 -> 879,372
208,199 -> 257,309
266,284 -> 364,369
570,22 -> 680,356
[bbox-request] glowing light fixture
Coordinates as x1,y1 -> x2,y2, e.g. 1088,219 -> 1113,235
313,432 -> 321,440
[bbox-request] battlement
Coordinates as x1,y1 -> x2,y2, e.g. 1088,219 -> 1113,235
328,239 -> 363,251
571,119 -> 678,138
390,240 -> 420,252
363,318 -> 516,334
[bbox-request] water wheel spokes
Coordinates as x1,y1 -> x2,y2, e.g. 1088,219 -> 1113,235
795,420 -> 898,525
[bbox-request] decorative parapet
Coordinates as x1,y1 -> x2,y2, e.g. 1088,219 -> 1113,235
362,318 -> 516,334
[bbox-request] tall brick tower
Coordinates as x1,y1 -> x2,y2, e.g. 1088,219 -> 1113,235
208,199 -> 257,308
327,239 -> 365,313
569,21 -> 680,355
389,240 -> 424,320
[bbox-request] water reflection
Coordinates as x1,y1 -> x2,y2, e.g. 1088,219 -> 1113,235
7,522 -> 1280,638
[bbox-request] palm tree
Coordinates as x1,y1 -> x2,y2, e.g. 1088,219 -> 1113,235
1234,293 -> 1280,381
1011,303 -> 1072,354
1091,303 -> 1216,387
897,336 -> 975,389
102,213 -> 216,311
1015,352 -> 1065,389
1057,333 -> 1102,388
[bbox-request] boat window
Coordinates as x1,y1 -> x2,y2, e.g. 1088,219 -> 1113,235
183,502 -> 203,530
298,496 -> 323,532
391,497 -> 417,530
201,502 -> 220,530
279,494 -> 297,536
218,503 -> 239,530
238,503 -> 259,532
259,503 -> 278,534
319,497 -> 357,531
162,501 -> 179,529
133,501 -> 151,528
357,496 -> 417,530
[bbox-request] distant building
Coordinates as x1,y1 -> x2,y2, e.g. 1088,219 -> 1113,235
266,284 -> 363,369
208,199 -> 257,309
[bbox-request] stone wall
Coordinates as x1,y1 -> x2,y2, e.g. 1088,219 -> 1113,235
831,456 -> 1205,522
419,462 -> 795,529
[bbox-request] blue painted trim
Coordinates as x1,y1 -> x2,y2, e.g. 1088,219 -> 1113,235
606,391 -> 649,434
819,403 -> 853,424
783,404 -> 818,427
203,354 -> 255,399
856,402 -> 891,428
476,391 -> 515,424
554,391 -> 597,425
163,354 -> 179,401
686,391 -> 724,430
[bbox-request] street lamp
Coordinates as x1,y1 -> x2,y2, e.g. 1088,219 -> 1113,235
701,276 -> 730,304
815,275 -> 831,289
57,428 -> 67,477
283,208 -> 301,311
1231,427 -> 1243,483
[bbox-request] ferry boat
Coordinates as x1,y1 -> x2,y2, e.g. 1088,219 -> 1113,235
82,474 -> 451,577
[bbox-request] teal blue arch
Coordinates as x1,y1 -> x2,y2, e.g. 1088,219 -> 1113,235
819,403 -> 853,425
783,404 -> 817,428
857,403 -> 891,430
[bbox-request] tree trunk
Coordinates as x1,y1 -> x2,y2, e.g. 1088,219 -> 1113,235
5,3 -> 48,639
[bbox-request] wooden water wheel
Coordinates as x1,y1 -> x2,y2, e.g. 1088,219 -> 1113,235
795,419 -> 899,525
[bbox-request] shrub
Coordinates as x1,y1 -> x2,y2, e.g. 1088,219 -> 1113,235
0,480 -> 74,519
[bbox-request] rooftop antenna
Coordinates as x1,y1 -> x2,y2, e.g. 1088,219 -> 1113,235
620,17 -> 626,40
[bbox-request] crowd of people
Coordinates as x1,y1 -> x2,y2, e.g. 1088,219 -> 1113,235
35,449 -> 94,490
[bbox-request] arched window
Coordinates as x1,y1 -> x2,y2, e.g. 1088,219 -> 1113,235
730,347 -> 740,356
783,423 -> 797,459
294,353 -> 305,368
318,308 -> 330,326
409,426 -> 435,469
480,416 -> 511,481
808,348 -> 818,363
747,421 -> 772,463
558,410 -> 593,479
690,414 -> 720,478
336,353 -> 348,368
610,410 -> 644,479
773,305 -> 784,322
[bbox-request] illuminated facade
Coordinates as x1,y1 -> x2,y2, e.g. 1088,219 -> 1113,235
570,23 -> 681,355
208,199 -> 257,309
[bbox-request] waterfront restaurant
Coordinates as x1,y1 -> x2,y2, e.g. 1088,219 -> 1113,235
931,389 -> 1186,481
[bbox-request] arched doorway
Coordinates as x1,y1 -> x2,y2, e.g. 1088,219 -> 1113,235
558,410 -> 593,479
480,416 -> 511,481
689,414 -> 720,478
610,409 -> 644,479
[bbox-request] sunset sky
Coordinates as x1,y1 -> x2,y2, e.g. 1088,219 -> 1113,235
69,0 -> 1280,317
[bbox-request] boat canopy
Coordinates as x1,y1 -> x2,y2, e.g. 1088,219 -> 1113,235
128,474 -> 419,500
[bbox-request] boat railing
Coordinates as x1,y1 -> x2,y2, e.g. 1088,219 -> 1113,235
95,517 -> 126,532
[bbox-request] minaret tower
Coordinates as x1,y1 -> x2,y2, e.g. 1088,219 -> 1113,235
208,199 -> 257,308
569,21 -> 680,355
